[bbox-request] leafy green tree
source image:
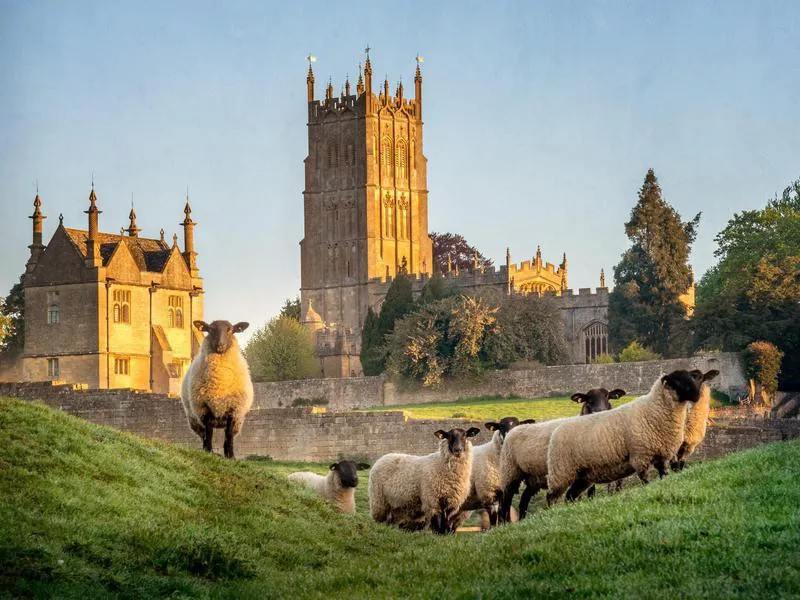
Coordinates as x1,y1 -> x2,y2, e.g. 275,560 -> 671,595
693,180 -> 800,388
429,232 -> 493,274
609,169 -> 700,357
360,271 -> 416,375
417,272 -> 453,306
618,340 -> 661,363
279,297 -> 301,321
481,294 -> 570,368
1,282 -> 24,354
244,316 -> 320,382
742,341 -> 784,405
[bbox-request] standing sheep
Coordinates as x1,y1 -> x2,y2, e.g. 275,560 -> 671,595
368,427 -> 481,534
498,387 -> 626,522
458,416 -> 535,529
670,369 -> 720,471
180,320 -> 253,459
288,461 -> 371,514
546,370 -> 702,506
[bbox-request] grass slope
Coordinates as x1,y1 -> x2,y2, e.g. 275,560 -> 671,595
2,397 -> 799,599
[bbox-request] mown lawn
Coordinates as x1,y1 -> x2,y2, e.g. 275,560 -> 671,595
358,393 -> 635,422
2,396 -> 799,599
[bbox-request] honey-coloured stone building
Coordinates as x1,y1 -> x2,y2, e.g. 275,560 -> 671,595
19,187 -> 203,394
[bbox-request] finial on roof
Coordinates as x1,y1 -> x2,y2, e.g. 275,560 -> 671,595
59,213 -> 64,224
120,227 -> 124,235
160,228 -> 165,243
600,268 -> 605,288
306,54 -> 316,102
357,63 -> 364,96
125,205 -> 141,237
172,233 -> 178,247
506,247 -> 511,264
345,74 -> 351,96
364,44 -> 371,61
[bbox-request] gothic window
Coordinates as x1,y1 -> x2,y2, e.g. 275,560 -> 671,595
168,309 -> 175,328
396,140 -> 407,181
113,290 -> 131,324
114,357 -> 130,375
47,358 -> 59,378
383,193 -> 395,238
583,321 -> 609,363
176,309 -> 184,329
381,136 -> 393,177
397,194 -> 409,240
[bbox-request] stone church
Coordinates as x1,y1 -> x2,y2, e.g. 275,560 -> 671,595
299,54 -> 626,377
17,187 -> 204,394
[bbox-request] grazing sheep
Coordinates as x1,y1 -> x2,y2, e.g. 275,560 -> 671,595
670,369 -> 720,471
288,461 -> 370,514
546,370 -> 702,506
498,387 -> 626,522
368,427 -> 481,534
571,388 -> 627,498
457,416 -> 535,529
180,320 -> 253,459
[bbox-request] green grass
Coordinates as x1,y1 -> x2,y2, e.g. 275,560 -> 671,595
359,393 -> 636,422
2,396 -> 800,599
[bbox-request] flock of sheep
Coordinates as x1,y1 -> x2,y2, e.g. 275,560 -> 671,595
180,319 -> 719,534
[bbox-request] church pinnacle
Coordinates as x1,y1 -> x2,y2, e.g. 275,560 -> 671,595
125,201 -> 141,237
181,192 -> 199,277
84,182 -> 102,267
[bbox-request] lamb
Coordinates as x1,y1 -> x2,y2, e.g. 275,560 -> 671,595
670,369 -> 720,471
180,319 -> 253,459
368,427 -> 481,534
546,369 -> 702,506
498,387 -> 625,522
457,416 -> 535,529
288,460 -> 370,514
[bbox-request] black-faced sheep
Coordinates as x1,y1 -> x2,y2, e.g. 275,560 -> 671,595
288,460 -> 370,514
180,320 -> 253,459
368,427 -> 481,534
546,369 -> 702,506
457,416 -> 534,529
670,369 -> 720,471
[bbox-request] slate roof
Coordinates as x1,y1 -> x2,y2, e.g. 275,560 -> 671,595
64,228 -> 175,273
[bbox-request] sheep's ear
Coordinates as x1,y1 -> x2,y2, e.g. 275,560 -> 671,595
520,419 -> 536,425
357,463 -> 371,470
329,463 -> 339,471
434,430 -> 447,440
193,320 -> 209,332
689,370 -> 705,386
232,322 -> 249,333
608,388 -> 626,399
485,422 -> 500,431
703,369 -> 720,383
571,393 -> 587,403
466,427 -> 481,438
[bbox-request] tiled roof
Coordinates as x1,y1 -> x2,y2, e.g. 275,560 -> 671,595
64,228 -> 175,273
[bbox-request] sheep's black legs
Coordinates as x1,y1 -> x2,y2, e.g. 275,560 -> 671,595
499,479 -> 521,523
653,457 -> 668,478
566,478 -> 592,502
518,483 -> 539,519
224,413 -> 235,459
586,484 -> 597,499
202,411 -> 214,452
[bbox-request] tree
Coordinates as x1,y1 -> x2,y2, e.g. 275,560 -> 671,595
617,340 -> 661,363
429,232 -> 493,275
742,341 -> 784,406
244,316 -> 320,381
609,169 -> 700,357
360,271 -> 416,376
481,294 -> 570,368
1,282 -> 24,354
279,297 -> 301,321
693,179 -> 800,388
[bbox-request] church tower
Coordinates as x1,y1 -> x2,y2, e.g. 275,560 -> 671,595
300,52 -> 433,375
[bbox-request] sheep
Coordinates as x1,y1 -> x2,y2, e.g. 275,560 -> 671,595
368,427 -> 481,534
457,416 -> 535,529
288,460 -> 370,514
571,387 -> 627,498
180,319 -> 253,459
546,369 -> 702,506
498,387 -> 625,522
670,369 -> 720,471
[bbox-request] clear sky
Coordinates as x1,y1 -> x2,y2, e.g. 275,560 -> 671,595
1,1 -> 798,341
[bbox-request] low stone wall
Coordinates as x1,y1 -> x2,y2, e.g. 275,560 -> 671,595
3,377 -> 797,464
253,353 -> 746,411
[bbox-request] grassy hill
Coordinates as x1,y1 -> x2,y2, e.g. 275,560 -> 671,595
2,396 -> 799,599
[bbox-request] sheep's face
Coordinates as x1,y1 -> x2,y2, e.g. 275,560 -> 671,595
485,416 -> 535,441
662,370 -> 701,404
330,461 -> 370,488
571,388 -> 626,415
194,320 -> 249,354
434,427 -> 481,457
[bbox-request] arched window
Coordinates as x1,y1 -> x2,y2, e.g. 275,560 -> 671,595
583,321 -> 609,363
381,136 -> 393,177
176,308 -> 184,328
113,304 -> 120,323
396,140 -> 407,181
168,308 -> 175,328
121,304 -> 129,323
113,290 -> 131,323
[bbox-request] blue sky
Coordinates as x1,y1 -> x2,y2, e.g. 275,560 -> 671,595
1,1 -> 798,339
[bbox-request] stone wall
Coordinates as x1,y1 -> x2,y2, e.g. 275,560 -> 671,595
253,353 -> 746,411
4,372 -> 796,464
